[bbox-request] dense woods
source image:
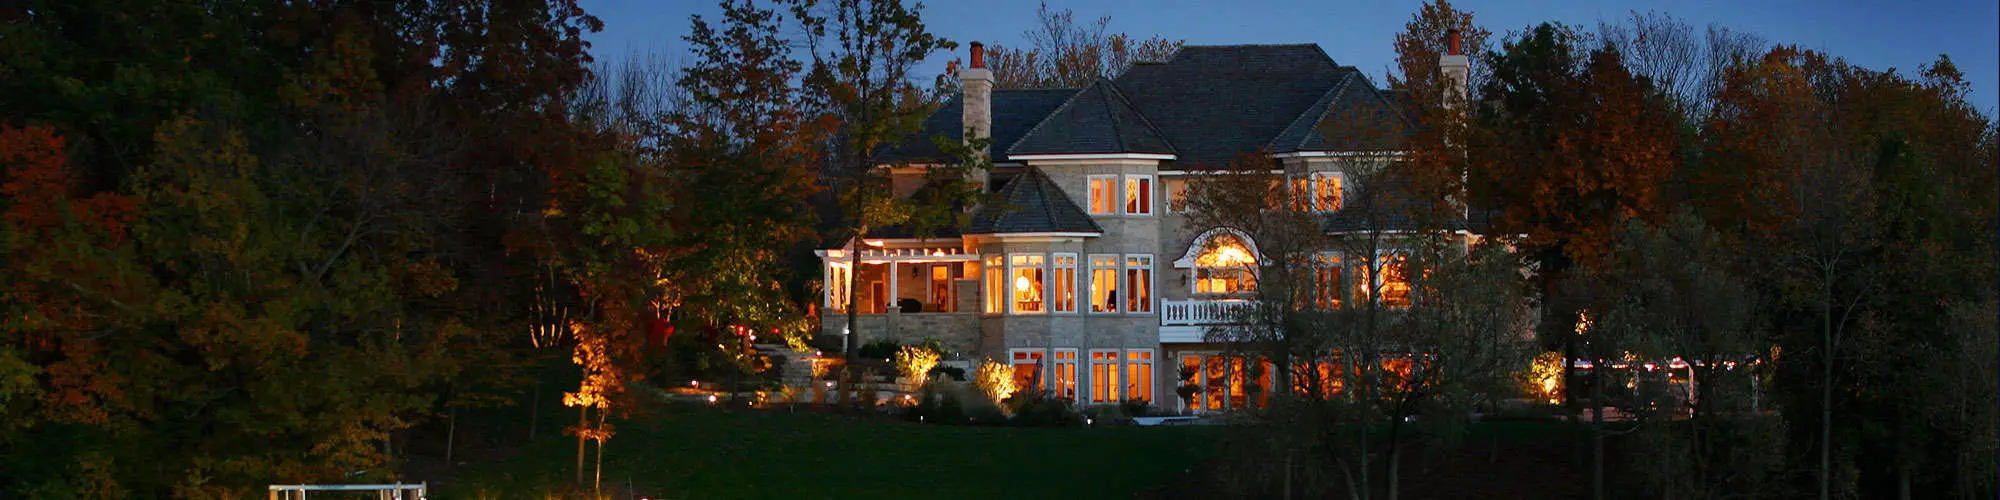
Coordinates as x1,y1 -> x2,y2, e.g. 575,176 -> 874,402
0,0 -> 1991,498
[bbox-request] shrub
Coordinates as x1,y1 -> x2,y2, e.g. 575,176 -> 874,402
928,365 -> 967,382
972,359 -> 1016,408
893,345 -> 941,387
1121,398 -> 1155,418
1006,387 -> 1085,427
857,339 -> 901,360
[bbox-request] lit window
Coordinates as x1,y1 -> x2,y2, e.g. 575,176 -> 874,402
1053,254 -> 1077,313
1194,235 -> 1257,295
1089,255 -> 1119,313
1290,177 -> 1312,212
1010,254 -> 1046,314
1090,350 -> 1121,403
1165,178 -> 1188,213
1313,255 -> 1342,310
1181,355 -> 1202,410
829,263 -> 852,312
1126,350 -> 1154,403
930,265 -> 954,313
1125,255 -> 1153,313
1125,175 -> 1153,215
1011,350 -> 1045,391
1381,257 -> 1411,308
1312,173 -> 1343,212
1088,175 -> 1116,215
1053,350 -> 1078,400
983,256 -> 1003,314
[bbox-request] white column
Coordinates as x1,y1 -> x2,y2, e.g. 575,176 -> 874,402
888,260 -> 899,313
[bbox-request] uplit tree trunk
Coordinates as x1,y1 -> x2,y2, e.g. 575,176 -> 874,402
575,406 -> 587,487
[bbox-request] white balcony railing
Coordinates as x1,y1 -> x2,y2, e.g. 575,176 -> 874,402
1161,299 -> 1258,326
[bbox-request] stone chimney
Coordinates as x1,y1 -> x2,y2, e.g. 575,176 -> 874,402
960,42 -> 993,155
1439,29 -> 1470,109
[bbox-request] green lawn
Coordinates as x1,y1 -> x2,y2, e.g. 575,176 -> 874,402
439,406 -> 1221,499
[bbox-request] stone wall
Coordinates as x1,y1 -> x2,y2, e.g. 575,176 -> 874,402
820,311 -> 982,357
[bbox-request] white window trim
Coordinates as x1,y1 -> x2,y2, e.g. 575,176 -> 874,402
1126,348 -> 1156,404
1052,348 -> 1079,401
1086,175 -> 1117,215
1089,348 -> 1124,404
1124,174 -> 1155,216
1007,253 -> 1047,315
1087,254 -> 1122,315
1052,253 -> 1079,314
1009,348 -> 1047,390
1124,254 -> 1155,314
1164,178 -> 1188,214
1309,171 -> 1344,213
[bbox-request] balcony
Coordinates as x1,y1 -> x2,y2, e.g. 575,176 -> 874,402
1161,299 -> 1257,326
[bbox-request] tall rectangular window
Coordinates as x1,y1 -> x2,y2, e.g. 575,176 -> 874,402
1381,256 -> 1411,309
1089,255 -> 1120,313
983,256 -> 1003,314
1009,254 -> 1046,314
829,263 -> 852,312
1053,254 -> 1078,313
1181,355 -> 1203,410
1090,350 -> 1122,403
1313,255 -> 1342,310
1127,350 -> 1154,404
1290,176 -> 1313,212
1010,350 -> 1045,391
1165,178 -> 1188,213
1125,175 -> 1153,215
1053,350 -> 1078,400
1125,255 -> 1153,313
1087,175 -> 1116,215
1312,173 -> 1343,212
930,265 -> 953,313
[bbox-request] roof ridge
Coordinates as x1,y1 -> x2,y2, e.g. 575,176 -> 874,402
1098,78 -> 1178,154
1003,80 -> 1098,157
1267,71 -> 1356,152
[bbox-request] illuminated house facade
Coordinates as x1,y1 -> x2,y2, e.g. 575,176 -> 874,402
816,40 -> 1480,413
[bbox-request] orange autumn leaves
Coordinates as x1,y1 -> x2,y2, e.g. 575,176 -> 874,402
0,125 -> 141,426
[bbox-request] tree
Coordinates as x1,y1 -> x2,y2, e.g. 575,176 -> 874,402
787,0 -> 964,404
980,2 -> 1183,89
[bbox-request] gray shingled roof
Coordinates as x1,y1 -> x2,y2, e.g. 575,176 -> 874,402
1268,72 -> 1410,153
967,167 -> 1104,235
1112,44 -> 1376,166
876,88 -> 1078,163
1006,78 -> 1176,157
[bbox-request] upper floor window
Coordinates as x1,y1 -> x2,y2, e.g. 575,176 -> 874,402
1010,254 -> 1046,314
1290,172 -> 1343,212
1381,257 -> 1411,308
1088,175 -> 1117,215
1125,255 -> 1154,313
1125,175 -> 1153,215
1194,234 -> 1258,295
1089,255 -> 1120,313
983,256 -> 1003,314
1165,178 -> 1188,213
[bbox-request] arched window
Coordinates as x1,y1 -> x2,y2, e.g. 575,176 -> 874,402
1176,228 -> 1262,296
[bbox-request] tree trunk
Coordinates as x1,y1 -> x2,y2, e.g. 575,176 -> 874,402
575,406 -> 587,487
528,382 -> 540,441
1592,360 -> 1606,500
1820,276 -> 1833,500
594,411 -> 607,496
445,405 -> 457,467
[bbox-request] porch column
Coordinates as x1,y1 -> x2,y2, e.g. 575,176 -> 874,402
888,260 -> 899,313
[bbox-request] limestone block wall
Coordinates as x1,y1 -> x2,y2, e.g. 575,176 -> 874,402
819,311 -> 981,357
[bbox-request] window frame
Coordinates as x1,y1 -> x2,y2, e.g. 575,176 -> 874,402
1008,253 -> 1047,315
1088,254 -> 1121,314
1126,349 -> 1155,404
983,256 -> 1004,314
1124,254 -> 1154,313
1052,253 -> 1078,314
1089,349 -> 1123,404
1052,349 -> 1079,401
1087,175 -> 1118,215
1124,174 -> 1154,216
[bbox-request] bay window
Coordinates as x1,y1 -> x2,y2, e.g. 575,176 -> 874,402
1053,253 -> 1077,313
1088,175 -> 1117,215
1125,175 -> 1153,215
1010,254 -> 1046,314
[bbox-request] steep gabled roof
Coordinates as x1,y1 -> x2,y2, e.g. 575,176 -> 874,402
967,167 -> 1103,235
876,88 -> 1079,163
1007,78 -> 1176,157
